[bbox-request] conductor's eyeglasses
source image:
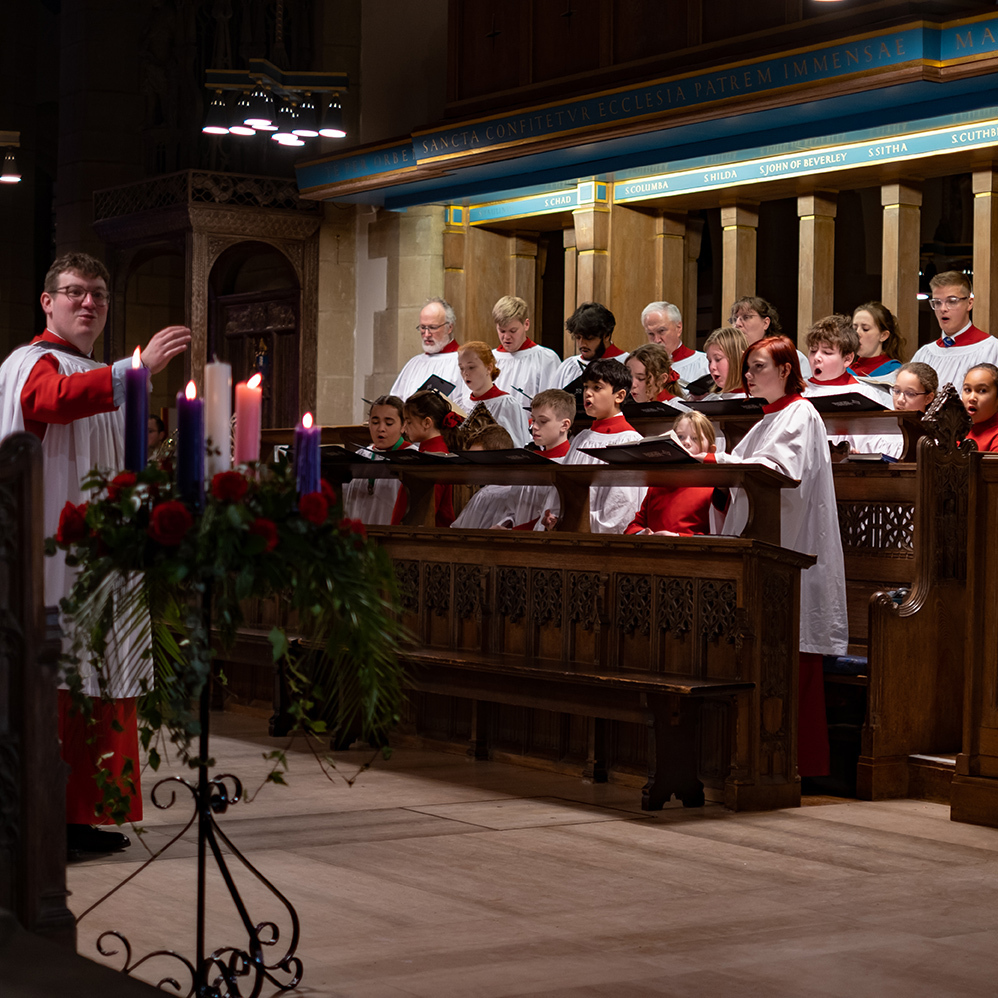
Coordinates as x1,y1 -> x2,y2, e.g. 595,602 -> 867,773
53,285 -> 110,307
928,296 -> 970,310
890,387 -> 929,400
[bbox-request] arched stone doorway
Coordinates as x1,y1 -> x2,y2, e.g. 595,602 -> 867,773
209,242 -> 301,428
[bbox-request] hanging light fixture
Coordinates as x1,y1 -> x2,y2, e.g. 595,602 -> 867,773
229,93 -> 257,136
0,132 -> 21,184
292,95 -> 319,138
202,92 -> 230,135
244,84 -> 276,130
271,100 -> 300,143
319,97 -> 346,139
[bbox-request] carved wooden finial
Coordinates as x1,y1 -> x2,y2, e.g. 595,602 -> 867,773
921,383 -> 973,454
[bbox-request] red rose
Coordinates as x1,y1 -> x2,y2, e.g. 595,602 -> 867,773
299,492 -> 328,525
211,470 -> 248,503
107,471 -> 137,502
321,479 -> 337,505
249,517 -> 279,552
338,517 -> 367,540
55,501 -> 89,545
148,501 -> 193,546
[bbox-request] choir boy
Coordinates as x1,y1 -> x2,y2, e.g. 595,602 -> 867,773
911,272 -> 998,390
491,296 -> 560,398
539,359 -> 646,533
551,302 -> 628,389
510,389 -> 575,529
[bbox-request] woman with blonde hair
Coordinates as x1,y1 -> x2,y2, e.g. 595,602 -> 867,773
702,326 -> 749,395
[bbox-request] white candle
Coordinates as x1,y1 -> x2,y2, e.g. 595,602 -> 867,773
204,359 -> 232,477
234,372 -> 263,466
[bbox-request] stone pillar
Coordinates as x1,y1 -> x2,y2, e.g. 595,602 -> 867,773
443,206 -> 467,331
656,213 -> 686,306
881,183 -> 921,361
797,192 -> 837,345
720,202 -> 759,312
684,216 -> 704,348
572,205 -> 610,305
973,169 -> 998,336
563,227 -> 577,357
509,232 -> 538,304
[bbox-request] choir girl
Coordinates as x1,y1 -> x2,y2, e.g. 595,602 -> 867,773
342,394 -> 409,525
390,390 -> 461,526
450,425 -> 522,529
849,302 -> 904,379
708,334 -> 848,777
625,411 -> 716,536
962,363 -> 998,452
625,343 -> 684,403
700,325 -> 749,397
455,340 -> 531,446
891,362 -> 937,413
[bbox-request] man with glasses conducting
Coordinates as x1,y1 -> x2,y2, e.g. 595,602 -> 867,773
0,251 -> 190,854
389,296 -> 462,402
910,270 -> 998,389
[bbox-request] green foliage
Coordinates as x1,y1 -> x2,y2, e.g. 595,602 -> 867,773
51,456 -> 405,822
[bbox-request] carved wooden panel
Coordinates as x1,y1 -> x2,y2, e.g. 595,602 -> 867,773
392,559 -> 420,616
837,501 -> 914,552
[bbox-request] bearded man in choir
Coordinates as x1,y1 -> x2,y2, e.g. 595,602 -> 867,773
911,271 -> 998,390
641,301 -> 709,384
0,251 -> 191,853
552,301 -> 628,389
390,297 -> 462,402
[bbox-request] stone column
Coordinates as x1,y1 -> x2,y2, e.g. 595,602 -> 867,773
656,213 -> 686,305
973,169 -> 998,336
443,206 -> 467,331
572,205 -> 610,305
720,202 -> 759,312
881,183 -> 921,361
797,192 -> 837,344
563,227 -> 577,357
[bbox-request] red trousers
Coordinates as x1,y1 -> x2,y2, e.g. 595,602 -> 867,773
798,652 -> 830,778
58,690 -> 144,824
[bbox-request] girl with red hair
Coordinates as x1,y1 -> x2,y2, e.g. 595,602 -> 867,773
706,335 -> 847,779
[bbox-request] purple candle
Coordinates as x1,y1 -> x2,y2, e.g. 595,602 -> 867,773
294,412 -> 321,496
124,347 -> 149,471
176,381 -> 205,505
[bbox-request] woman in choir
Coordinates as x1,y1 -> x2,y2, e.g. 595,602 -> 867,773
701,325 -> 749,397
625,343 -> 684,403
456,341 -> 531,446
962,363 -> 998,452
707,335 -> 848,779
891,361 -> 937,413
850,302 -> 904,379
625,411 -> 716,536
391,390 -> 461,526
343,394 -> 409,525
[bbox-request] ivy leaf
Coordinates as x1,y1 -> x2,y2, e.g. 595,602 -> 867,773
269,627 -> 290,662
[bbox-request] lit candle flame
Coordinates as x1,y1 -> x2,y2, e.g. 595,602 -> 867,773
302,412 -> 313,429
131,346 -> 142,369
247,373 -> 263,390
185,381 -> 197,401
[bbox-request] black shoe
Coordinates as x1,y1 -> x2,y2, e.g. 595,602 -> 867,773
67,823 -> 131,853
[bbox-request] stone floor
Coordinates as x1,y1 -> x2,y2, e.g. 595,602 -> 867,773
67,712 -> 998,998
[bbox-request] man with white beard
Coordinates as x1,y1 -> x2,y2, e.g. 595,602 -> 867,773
390,297 -> 462,401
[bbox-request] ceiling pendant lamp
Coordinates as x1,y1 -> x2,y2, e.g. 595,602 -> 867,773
202,91 -> 230,135
244,85 -> 276,130
229,93 -> 257,136
292,95 -> 319,138
319,97 -> 346,139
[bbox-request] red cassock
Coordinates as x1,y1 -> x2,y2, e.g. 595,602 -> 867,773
967,411 -> 998,453
2,331 -> 143,823
624,486 -> 713,535
390,434 -> 455,527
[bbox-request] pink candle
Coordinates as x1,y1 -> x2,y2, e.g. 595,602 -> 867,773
233,372 -> 263,465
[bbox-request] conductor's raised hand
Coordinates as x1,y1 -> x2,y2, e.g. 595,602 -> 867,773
140,325 -> 192,375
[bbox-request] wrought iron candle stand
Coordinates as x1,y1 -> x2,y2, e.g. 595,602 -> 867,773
89,592 -> 304,998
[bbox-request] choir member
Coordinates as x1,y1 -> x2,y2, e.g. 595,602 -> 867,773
729,295 -> 811,377
625,411 -> 716,536
551,302 -> 627,389
390,298 -> 462,402
510,388 -> 575,529
891,362 -> 937,413
640,301 -> 709,383
708,334 -> 848,777
962,363 -> 998,452
849,302 -> 904,379
911,271 -> 998,390
700,326 -> 749,397
343,395 -> 410,525
455,340 -> 531,446
625,343 -> 684,403
450,425 -> 521,529
491,295 -> 560,398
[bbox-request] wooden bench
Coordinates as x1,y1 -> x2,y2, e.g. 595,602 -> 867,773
374,527 -> 812,811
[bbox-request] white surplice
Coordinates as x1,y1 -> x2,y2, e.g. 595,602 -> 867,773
390,348 -> 462,402
451,484 -> 522,529
493,342 -> 561,398
804,378 -> 901,458
711,394 -> 848,656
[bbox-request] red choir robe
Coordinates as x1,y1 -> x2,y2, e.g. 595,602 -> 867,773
390,434 -> 455,526
966,411 -> 998,452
